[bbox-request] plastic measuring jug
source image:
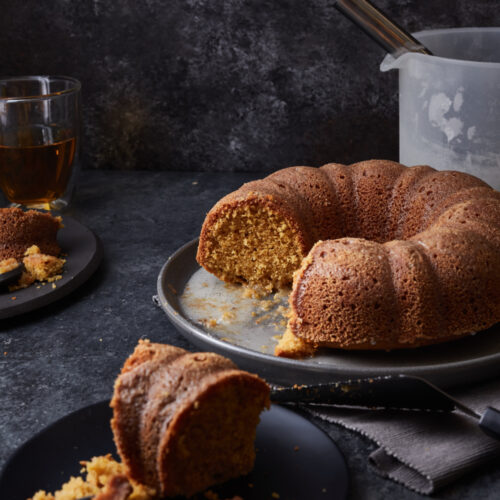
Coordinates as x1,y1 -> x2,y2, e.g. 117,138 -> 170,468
381,27 -> 500,189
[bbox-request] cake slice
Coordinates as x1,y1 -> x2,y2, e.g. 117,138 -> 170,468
111,340 -> 270,498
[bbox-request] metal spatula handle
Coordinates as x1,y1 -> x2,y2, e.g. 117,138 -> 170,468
479,406 -> 500,440
334,0 -> 432,57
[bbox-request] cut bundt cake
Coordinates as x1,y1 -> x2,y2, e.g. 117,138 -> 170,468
0,207 -> 61,261
197,160 -> 500,354
111,340 -> 270,498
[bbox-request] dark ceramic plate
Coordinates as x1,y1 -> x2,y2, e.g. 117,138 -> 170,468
157,239 -> 500,388
0,216 -> 103,319
0,401 -> 348,500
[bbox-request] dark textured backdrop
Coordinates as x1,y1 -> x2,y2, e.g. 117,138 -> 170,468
1,0 -> 498,171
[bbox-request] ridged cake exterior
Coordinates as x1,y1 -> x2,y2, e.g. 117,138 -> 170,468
111,340 -> 270,497
197,160 -> 500,351
0,207 -> 61,261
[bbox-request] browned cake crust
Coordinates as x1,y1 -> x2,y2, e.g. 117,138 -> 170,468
197,160 -> 500,352
111,340 -> 270,498
0,207 -> 61,261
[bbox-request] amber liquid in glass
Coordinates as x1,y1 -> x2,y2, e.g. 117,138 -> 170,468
0,127 -> 75,207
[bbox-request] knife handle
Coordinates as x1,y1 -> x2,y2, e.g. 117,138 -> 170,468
479,407 -> 500,441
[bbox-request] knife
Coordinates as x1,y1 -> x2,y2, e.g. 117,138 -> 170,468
270,374 -> 500,440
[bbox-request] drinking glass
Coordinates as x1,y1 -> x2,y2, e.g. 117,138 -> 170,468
0,76 -> 81,210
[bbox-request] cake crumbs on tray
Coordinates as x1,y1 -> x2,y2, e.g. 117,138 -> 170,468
202,318 -> 218,328
5,245 -> 65,292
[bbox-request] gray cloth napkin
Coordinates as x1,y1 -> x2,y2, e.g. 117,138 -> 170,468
305,379 -> 500,495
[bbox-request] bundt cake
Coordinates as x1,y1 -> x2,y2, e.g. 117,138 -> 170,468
111,340 -> 270,498
0,207 -> 61,261
196,160 -> 500,354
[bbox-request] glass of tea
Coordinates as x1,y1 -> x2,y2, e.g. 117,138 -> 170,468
0,76 -> 81,210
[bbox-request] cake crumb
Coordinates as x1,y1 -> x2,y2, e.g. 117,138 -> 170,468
0,258 -> 19,274
274,328 -> 317,359
8,245 -> 65,291
29,454 -> 156,500
241,287 -> 268,299
221,310 -> 236,321
203,491 -> 219,500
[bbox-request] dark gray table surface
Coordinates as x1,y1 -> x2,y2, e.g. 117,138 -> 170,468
1,170 -> 499,499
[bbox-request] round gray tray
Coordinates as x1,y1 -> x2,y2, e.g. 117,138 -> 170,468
0,216 -> 103,319
157,239 -> 500,387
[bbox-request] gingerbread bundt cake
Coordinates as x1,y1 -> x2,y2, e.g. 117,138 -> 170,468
111,340 -> 270,498
197,160 -> 500,353
0,207 -> 61,261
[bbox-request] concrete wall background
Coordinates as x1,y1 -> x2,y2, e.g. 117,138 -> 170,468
1,0 -> 498,172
